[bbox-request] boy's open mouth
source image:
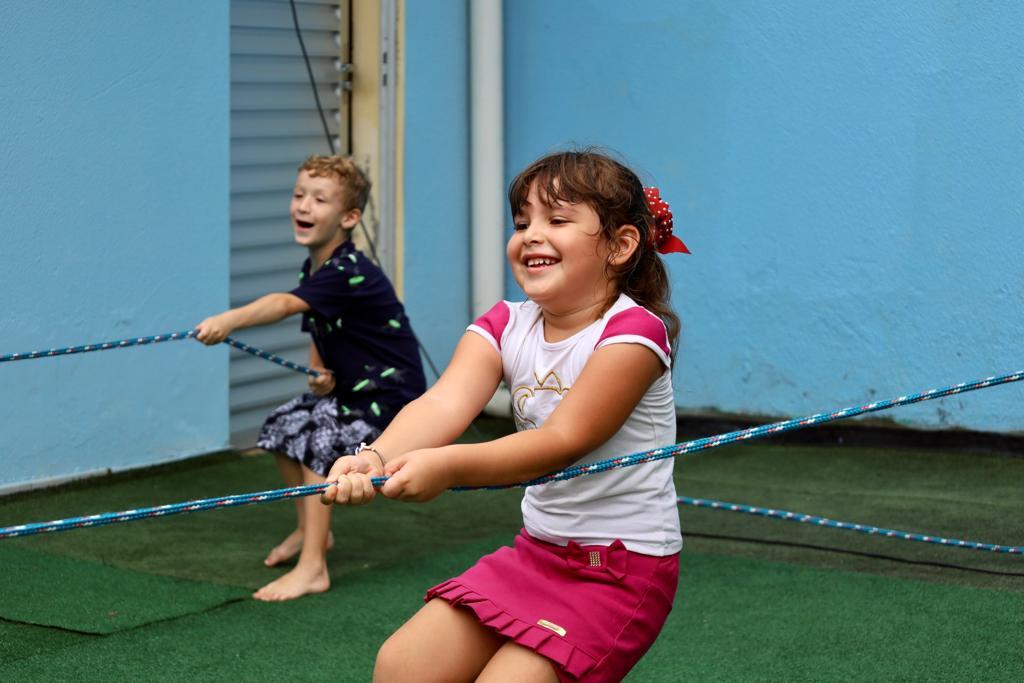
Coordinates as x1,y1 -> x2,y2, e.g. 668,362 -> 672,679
295,219 -> 315,230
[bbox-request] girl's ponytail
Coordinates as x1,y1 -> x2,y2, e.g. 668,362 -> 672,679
621,184 -> 688,356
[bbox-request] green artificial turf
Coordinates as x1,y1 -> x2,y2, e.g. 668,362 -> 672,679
0,543 -> 247,634
636,551 -> 1024,682
3,536 -> 1021,681
0,620 -> 93,666
676,443 -> 1024,591
0,451 -> 525,592
0,420 -> 1022,680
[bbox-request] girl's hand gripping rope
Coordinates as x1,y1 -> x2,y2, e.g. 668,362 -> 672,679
321,454 -> 383,506
321,447 -> 457,505
377,447 -> 457,503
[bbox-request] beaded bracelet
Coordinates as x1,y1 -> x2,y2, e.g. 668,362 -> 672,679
357,442 -> 386,471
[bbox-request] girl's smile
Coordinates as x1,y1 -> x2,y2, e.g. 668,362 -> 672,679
523,254 -> 560,271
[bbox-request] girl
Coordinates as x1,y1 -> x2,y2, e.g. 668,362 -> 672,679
323,149 -> 689,682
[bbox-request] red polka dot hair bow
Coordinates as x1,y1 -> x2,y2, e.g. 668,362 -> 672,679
643,187 -> 690,255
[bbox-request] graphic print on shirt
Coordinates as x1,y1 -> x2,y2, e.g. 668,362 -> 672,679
512,370 -> 570,431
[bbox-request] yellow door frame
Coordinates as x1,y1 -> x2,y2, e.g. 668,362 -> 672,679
350,0 -> 405,295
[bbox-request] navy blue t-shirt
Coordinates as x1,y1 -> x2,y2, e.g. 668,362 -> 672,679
291,240 -> 426,428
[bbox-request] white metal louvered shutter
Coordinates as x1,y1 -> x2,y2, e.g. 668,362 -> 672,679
229,0 -> 350,443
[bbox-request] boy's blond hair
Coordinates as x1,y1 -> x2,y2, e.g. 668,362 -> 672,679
298,155 -> 372,213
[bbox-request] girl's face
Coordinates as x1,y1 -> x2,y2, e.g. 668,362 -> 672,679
507,181 -> 618,314
290,171 -> 357,250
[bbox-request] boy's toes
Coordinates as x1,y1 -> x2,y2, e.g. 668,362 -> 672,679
262,530 -> 304,567
263,548 -> 290,567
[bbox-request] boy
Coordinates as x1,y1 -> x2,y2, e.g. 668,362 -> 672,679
196,155 -> 426,601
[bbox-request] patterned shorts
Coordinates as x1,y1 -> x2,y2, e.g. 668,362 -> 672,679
256,393 -> 381,477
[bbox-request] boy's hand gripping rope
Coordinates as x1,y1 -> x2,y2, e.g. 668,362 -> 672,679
1,368 -> 1021,554
0,329 -> 320,377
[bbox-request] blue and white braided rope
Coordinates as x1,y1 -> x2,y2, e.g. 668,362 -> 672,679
482,368 -> 1024,490
0,484 -> 326,539
2,484 -> 1019,555
221,336 -> 319,377
0,329 -> 319,377
677,497 -> 1021,555
1,368 -> 1021,550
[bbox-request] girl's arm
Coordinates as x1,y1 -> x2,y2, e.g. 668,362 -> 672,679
321,331 -> 502,504
380,342 -> 664,502
195,293 -> 309,345
369,331 -> 504,456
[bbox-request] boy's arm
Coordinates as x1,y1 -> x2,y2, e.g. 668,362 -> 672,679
309,340 -> 324,367
307,340 -> 335,395
195,293 -> 309,345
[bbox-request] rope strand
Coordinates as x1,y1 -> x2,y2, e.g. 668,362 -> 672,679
456,368 -> 1024,490
2,368 -> 1021,551
0,330 -> 320,377
677,496 -> 1021,555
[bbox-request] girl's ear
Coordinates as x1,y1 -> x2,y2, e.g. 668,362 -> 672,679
608,224 -> 641,266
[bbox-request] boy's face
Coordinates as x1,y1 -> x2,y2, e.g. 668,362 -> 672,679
290,171 -> 359,250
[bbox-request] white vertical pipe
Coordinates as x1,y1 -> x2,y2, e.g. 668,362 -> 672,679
470,0 -> 505,317
471,0 -> 511,417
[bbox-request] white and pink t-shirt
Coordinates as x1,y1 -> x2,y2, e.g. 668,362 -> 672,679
468,294 -> 682,556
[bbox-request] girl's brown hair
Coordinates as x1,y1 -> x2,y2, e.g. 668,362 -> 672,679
508,148 -> 681,350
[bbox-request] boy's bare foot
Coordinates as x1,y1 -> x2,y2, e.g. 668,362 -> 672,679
253,564 -> 330,601
263,530 -> 335,566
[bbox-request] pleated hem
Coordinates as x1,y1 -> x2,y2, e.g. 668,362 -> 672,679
426,579 -> 597,680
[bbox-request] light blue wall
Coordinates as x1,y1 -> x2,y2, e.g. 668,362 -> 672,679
502,1 -> 1024,433
0,2 -> 230,490
402,0 -> 472,372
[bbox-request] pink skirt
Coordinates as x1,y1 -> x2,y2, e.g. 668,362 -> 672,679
425,529 -> 679,682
